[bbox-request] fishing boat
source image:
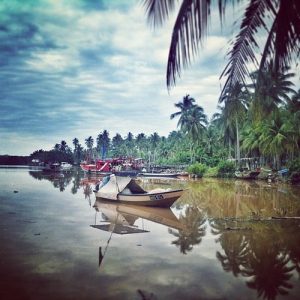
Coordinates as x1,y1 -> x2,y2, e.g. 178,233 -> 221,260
42,162 -> 72,172
235,169 -> 260,179
80,159 -> 111,173
137,172 -> 180,178
94,175 -> 184,207
80,157 -> 143,176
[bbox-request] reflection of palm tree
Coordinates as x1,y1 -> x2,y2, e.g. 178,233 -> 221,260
216,233 -> 249,277
83,184 -> 93,206
243,251 -> 294,300
240,225 -> 295,300
169,206 -> 206,254
210,219 -> 249,277
71,171 -> 82,194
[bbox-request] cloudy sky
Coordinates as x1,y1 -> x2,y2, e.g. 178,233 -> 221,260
0,0 -> 245,156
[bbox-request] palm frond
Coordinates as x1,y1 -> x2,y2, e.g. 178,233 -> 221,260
260,0 -> 300,72
143,0 -> 177,27
220,0 -> 270,99
166,0 -> 212,88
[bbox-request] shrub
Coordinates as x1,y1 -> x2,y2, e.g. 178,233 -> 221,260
204,167 -> 218,177
187,163 -> 207,177
288,158 -> 300,184
288,158 -> 300,173
217,160 -> 235,175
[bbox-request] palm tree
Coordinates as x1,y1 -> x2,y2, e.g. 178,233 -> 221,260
144,0 -> 300,97
72,138 -> 82,164
96,130 -> 110,159
220,82 -> 249,166
73,138 -> 79,150
180,105 -> 208,163
171,95 -> 207,163
248,65 -> 296,121
258,114 -> 294,170
85,136 -> 94,161
170,94 -> 196,124
212,107 -> 235,158
149,132 -> 160,164
60,140 -> 68,152
111,133 -> 124,157
125,132 -> 134,156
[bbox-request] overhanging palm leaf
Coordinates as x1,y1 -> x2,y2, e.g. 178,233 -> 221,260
220,0 -> 267,97
144,0 -> 300,95
144,0 -> 220,87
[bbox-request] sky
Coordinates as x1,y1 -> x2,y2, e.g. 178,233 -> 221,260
0,0 -> 250,155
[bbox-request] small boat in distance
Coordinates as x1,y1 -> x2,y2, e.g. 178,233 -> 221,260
42,162 -> 73,172
94,175 -> 184,208
137,172 -> 180,178
80,157 -> 144,175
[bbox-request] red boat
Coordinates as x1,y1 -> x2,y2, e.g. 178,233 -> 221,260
80,160 -> 111,173
80,157 -> 144,174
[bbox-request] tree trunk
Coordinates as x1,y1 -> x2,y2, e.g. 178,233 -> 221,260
235,118 -> 241,167
228,139 -> 232,158
190,143 -> 193,164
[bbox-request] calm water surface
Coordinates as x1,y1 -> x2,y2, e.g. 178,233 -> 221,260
1,168 -> 300,300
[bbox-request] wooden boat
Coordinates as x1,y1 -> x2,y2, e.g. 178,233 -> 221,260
137,172 -> 180,178
235,170 -> 260,179
94,175 -> 184,207
42,162 -> 72,172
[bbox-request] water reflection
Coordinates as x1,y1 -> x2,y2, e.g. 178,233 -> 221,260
169,206 -> 206,254
210,218 -> 300,300
181,179 -> 300,219
92,200 -> 187,268
29,168 -> 82,192
92,200 -> 185,234
26,171 -> 300,299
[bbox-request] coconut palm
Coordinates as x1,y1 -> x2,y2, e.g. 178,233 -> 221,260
111,133 -> 124,157
220,82 -> 249,165
85,136 -> 94,161
248,65 -> 296,121
258,114 -> 297,169
60,140 -> 68,152
212,107 -> 236,158
149,132 -> 160,164
171,95 -> 207,163
144,0 -> 300,96
170,94 -> 197,124
180,105 -> 208,163
96,130 -> 110,159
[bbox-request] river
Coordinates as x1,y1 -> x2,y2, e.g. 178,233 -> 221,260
0,167 -> 300,300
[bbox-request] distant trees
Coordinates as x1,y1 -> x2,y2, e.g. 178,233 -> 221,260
28,77 -> 299,171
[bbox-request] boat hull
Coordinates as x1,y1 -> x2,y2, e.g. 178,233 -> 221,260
95,189 -> 184,208
137,172 -> 179,178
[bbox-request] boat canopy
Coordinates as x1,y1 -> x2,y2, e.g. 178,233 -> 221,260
98,175 -> 146,200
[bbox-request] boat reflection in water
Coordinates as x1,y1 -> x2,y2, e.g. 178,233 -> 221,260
91,200 -> 186,267
92,200 -> 185,233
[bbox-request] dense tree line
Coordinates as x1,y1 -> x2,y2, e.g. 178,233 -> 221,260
29,62 -> 299,176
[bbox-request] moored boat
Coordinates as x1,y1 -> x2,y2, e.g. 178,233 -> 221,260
42,162 -> 73,172
94,175 -> 185,207
137,172 -> 180,178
